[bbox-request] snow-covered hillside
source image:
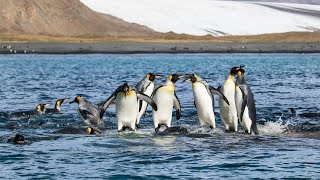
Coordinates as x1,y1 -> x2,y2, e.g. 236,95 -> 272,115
81,0 -> 320,36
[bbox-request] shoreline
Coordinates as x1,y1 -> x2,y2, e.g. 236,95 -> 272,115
0,42 -> 319,54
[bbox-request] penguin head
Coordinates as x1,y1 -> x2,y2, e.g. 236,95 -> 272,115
237,65 -> 246,77
121,83 -> 131,94
55,98 -> 68,108
87,127 -> 102,135
184,74 -> 198,83
70,96 -> 81,104
169,74 -> 186,83
146,73 -> 162,82
12,134 -> 25,144
36,103 -> 49,113
229,67 -> 240,76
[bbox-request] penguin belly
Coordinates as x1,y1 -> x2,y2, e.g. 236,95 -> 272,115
116,92 -> 138,131
235,86 -> 252,133
193,83 -> 215,128
219,79 -> 238,131
152,87 -> 174,128
136,83 -> 154,125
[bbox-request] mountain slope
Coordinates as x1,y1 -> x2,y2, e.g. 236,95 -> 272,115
81,0 -> 320,36
0,0 -> 157,37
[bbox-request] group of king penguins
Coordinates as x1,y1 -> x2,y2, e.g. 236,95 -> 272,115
67,65 -> 259,135
4,65 -> 258,143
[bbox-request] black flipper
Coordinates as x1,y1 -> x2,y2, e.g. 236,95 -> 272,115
139,100 -> 143,112
194,101 -> 197,109
209,85 -> 229,105
137,93 -> 158,111
80,109 -> 95,120
240,95 -> 248,123
173,93 -> 181,120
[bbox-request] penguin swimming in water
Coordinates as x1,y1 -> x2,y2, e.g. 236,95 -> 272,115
135,73 -> 162,128
103,83 -> 158,132
235,66 -> 259,134
6,134 -> 25,144
70,95 -> 113,127
152,74 -> 185,133
9,103 -> 50,118
219,67 -> 239,132
46,98 -> 68,114
184,74 -> 230,128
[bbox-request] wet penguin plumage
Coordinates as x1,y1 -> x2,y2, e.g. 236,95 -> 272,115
70,95 -> 113,127
103,83 -> 158,132
235,66 -> 259,134
152,74 -> 185,133
135,73 -> 162,128
219,67 -> 239,132
9,103 -> 50,118
184,74 -> 229,129
46,98 -> 68,114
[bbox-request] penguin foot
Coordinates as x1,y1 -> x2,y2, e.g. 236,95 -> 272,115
210,126 -> 214,129
136,124 -> 141,129
155,128 -> 160,134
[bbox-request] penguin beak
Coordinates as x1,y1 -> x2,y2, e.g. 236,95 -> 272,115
61,98 -> 68,104
178,74 -> 187,79
182,74 -> 192,83
155,74 -> 162,79
44,104 -> 50,107
70,100 -> 76,104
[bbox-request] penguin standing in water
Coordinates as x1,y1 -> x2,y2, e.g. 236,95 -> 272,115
70,95 -> 113,127
235,66 -> 259,134
9,103 -> 50,118
219,67 -> 239,132
135,73 -> 162,128
46,98 -> 68,114
103,83 -> 157,132
184,74 -> 229,129
152,74 -> 185,133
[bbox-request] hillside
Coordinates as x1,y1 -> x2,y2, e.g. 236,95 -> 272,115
81,0 -> 320,36
0,0 -> 157,37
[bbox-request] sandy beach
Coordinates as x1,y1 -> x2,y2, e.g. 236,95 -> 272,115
0,42 -> 319,54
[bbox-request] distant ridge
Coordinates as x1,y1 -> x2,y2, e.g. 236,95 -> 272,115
0,0 -> 157,37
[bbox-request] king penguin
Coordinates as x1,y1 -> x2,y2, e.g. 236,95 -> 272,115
9,103 -> 50,118
219,67 -> 239,132
235,66 -> 259,134
135,73 -> 162,128
70,95 -> 113,127
184,74 -> 229,128
103,83 -> 158,132
152,74 -> 185,133
46,98 -> 68,114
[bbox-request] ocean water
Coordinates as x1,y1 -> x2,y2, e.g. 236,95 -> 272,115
0,54 -> 319,179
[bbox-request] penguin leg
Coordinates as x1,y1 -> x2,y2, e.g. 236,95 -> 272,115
155,124 -> 161,133
136,124 -> 141,129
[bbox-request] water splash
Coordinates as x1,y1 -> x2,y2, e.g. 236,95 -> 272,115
258,119 -> 288,135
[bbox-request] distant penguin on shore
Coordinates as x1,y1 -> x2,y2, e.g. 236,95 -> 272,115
152,74 -> 186,133
46,98 -> 68,114
184,74 -> 229,129
103,83 -> 158,132
235,66 -> 259,134
219,67 -> 239,132
135,73 -> 162,128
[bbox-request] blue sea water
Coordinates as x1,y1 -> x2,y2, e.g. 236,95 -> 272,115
0,53 -> 319,179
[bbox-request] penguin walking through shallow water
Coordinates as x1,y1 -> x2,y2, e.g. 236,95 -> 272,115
9,103 -> 50,118
219,67 -> 239,132
103,83 -> 158,132
184,74 -> 229,129
152,74 -> 185,133
235,67 -> 259,134
70,95 -> 114,127
46,98 -> 68,114
135,73 -> 162,128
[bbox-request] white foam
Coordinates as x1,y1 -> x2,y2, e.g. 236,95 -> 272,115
257,119 -> 289,135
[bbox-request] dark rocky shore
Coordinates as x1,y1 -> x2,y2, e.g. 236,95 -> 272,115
0,42 -> 319,54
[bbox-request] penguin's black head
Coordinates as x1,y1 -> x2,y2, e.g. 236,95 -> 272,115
237,65 -> 246,76
229,67 -> 240,76
70,96 -> 81,104
36,104 -> 49,112
56,98 -> 68,107
13,134 -> 25,144
184,74 -> 198,83
169,74 -> 186,83
121,83 -> 130,93
147,73 -> 162,82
